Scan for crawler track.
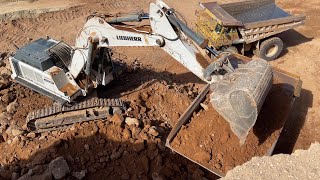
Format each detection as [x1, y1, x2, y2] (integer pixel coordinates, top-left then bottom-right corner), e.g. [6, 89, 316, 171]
[26, 98, 126, 132]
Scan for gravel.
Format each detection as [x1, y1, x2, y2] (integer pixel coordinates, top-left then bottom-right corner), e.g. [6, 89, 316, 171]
[223, 142, 320, 180]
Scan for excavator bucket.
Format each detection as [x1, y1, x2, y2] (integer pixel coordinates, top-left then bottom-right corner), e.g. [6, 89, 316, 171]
[210, 59, 273, 144]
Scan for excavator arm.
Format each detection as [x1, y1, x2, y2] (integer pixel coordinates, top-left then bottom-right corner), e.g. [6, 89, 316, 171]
[69, 1, 235, 84]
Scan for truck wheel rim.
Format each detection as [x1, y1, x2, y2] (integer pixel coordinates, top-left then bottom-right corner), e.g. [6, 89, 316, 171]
[266, 45, 279, 58]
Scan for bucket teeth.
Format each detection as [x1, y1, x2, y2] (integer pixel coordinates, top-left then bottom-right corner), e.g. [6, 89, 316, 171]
[210, 59, 273, 144]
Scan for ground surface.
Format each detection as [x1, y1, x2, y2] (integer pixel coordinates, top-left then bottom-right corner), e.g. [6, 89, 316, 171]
[0, 0, 319, 179]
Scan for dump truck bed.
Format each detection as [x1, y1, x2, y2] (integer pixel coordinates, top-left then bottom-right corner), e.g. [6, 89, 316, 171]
[201, 0, 305, 43]
[166, 54, 302, 177]
[220, 0, 289, 24]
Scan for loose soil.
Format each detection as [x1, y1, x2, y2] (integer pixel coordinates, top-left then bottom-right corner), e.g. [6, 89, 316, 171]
[171, 83, 292, 174]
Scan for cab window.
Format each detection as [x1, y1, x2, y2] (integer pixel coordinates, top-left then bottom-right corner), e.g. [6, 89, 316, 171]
[215, 24, 222, 34]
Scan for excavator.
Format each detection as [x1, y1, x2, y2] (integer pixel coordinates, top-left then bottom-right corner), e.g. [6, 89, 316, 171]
[9, 0, 295, 145]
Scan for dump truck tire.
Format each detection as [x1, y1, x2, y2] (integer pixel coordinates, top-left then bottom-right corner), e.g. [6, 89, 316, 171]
[257, 37, 284, 61]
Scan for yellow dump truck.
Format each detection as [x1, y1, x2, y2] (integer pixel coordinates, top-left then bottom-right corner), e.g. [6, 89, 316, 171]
[196, 0, 305, 60]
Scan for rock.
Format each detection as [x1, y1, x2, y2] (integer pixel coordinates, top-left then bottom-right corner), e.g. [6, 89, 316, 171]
[217, 153, 223, 162]
[130, 126, 141, 139]
[0, 67, 11, 90]
[21, 124, 28, 131]
[1, 90, 15, 105]
[122, 128, 131, 140]
[12, 136, 20, 144]
[110, 149, 123, 160]
[0, 60, 5, 67]
[32, 165, 45, 175]
[152, 172, 164, 180]
[71, 170, 86, 180]
[0, 169, 12, 179]
[214, 163, 222, 169]
[0, 112, 8, 123]
[12, 166, 21, 173]
[39, 136, 46, 141]
[84, 144, 90, 151]
[110, 114, 124, 126]
[143, 124, 151, 132]
[125, 117, 140, 126]
[200, 103, 209, 111]
[20, 168, 28, 176]
[6, 100, 18, 114]
[99, 157, 107, 163]
[32, 170, 53, 180]
[64, 142, 68, 149]
[0, 101, 6, 113]
[17, 173, 32, 180]
[27, 169, 34, 176]
[133, 140, 145, 153]
[0, 135, 4, 143]
[7, 139, 12, 144]
[26, 133, 36, 138]
[12, 172, 20, 180]
[99, 139, 105, 144]
[48, 157, 70, 179]
[139, 132, 149, 140]
[148, 126, 159, 137]
[11, 129, 22, 136]
[31, 153, 47, 167]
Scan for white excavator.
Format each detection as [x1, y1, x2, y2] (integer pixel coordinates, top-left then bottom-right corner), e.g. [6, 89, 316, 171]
[10, 0, 278, 143]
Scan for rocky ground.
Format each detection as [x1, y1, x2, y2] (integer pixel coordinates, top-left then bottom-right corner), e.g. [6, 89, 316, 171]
[0, 0, 319, 179]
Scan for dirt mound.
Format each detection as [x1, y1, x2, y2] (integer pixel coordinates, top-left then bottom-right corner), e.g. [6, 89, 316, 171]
[222, 142, 320, 180]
